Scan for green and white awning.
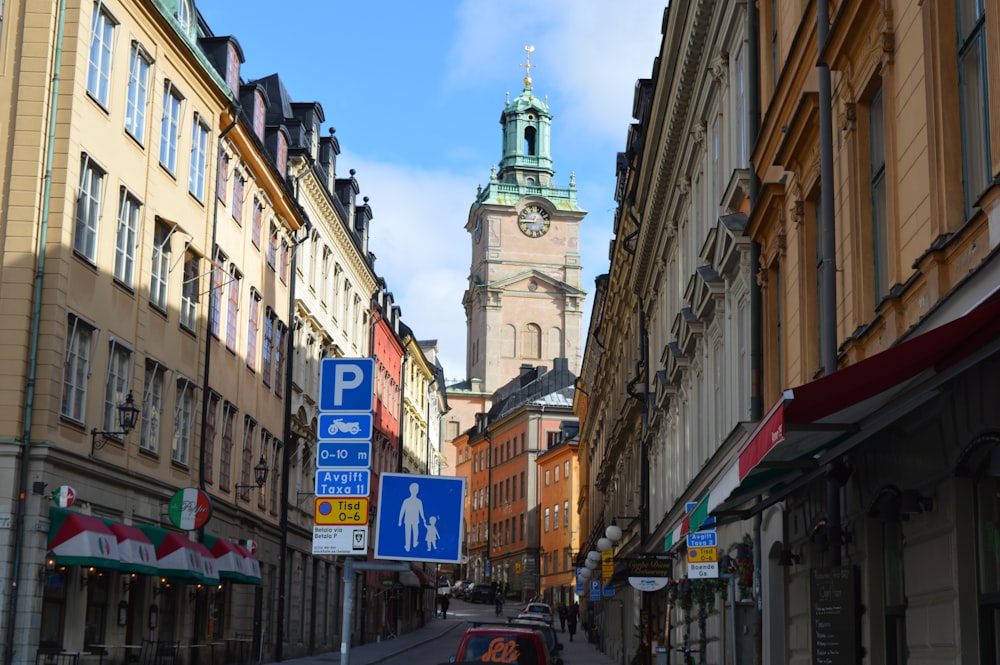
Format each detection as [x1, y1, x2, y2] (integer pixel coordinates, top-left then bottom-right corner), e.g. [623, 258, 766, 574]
[205, 535, 260, 585]
[107, 521, 158, 575]
[139, 525, 217, 584]
[47, 507, 120, 569]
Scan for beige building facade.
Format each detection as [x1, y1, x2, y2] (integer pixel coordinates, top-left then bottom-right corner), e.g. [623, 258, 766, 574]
[577, 1, 1000, 665]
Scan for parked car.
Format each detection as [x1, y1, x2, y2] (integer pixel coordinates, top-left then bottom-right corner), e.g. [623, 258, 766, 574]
[450, 624, 553, 665]
[452, 580, 469, 598]
[520, 602, 554, 625]
[469, 583, 497, 603]
[509, 619, 563, 665]
[438, 577, 452, 596]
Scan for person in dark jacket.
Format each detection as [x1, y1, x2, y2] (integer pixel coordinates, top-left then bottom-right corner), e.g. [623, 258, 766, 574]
[558, 603, 568, 632]
[440, 593, 450, 619]
[567, 602, 579, 640]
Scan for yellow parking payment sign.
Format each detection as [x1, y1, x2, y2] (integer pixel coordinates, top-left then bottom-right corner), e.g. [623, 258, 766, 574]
[687, 546, 717, 563]
[315, 497, 369, 525]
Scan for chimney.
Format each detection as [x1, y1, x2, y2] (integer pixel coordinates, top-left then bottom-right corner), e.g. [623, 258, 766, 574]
[553, 357, 568, 373]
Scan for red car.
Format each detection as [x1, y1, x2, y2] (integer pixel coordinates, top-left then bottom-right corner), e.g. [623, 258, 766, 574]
[452, 625, 553, 665]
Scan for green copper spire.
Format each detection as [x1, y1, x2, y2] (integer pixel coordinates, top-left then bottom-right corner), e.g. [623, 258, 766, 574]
[497, 45, 554, 186]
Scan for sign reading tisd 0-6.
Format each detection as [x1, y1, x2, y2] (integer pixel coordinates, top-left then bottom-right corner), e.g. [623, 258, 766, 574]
[315, 497, 369, 525]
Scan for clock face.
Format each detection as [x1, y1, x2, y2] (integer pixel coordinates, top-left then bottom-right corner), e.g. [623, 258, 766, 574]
[474, 217, 483, 243]
[517, 204, 551, 238]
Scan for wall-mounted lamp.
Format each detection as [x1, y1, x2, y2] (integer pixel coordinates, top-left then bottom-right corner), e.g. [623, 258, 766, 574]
[778, 547, 801, 567]
[90, 391, 141, 456]
[80, 567, 104, 589]
[39, 554, 57, 581]
[153, 577, 172, 596]
[235, 455, 269, 499]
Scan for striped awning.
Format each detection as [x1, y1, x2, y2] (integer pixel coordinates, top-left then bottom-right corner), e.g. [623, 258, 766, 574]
[139, 525, 214, 584]
[47, 507, 120, 569]
[205, 535, 259, 585]
[106, 522, 158, 575]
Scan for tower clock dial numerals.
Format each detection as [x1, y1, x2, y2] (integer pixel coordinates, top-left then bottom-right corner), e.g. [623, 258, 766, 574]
[517, 204, 551, 238]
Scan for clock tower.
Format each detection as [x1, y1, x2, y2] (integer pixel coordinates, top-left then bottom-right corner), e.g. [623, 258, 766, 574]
[462, 47, 586, 392]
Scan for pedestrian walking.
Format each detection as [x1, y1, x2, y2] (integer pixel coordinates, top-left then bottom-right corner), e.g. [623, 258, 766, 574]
[567, 602, 579, 641]
[558, 603, 568, 632]
[440, 593, 450, 619]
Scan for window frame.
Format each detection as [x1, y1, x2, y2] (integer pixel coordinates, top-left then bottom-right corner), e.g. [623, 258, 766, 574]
[188, 115, 211, 201]
[86, 3, 117, 108]
[114, 188, 141, 288]
[140, 360, 164, 454]
[102, 339, 133, 434]
[124, 42, 152, 143]
[61, 314, 95, 423]
[150, 221, 171, 311]
[180, 253, 199, 331]
[159, 83, 183, 174]
[74, 155, 106, 263]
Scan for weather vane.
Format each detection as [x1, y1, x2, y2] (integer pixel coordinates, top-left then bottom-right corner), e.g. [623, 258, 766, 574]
[521, 45, 535, 88]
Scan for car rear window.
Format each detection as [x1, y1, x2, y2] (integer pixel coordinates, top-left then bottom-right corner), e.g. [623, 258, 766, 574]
[462, 634, 542, 665]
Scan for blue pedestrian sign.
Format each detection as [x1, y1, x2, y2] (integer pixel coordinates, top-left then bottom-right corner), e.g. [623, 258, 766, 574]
[317, 442, 372, 469]
[374, 473, 466, 564]
[318, 413, 372, 441]
[319, 358, 374, 413]
[316, 469, 370, 497]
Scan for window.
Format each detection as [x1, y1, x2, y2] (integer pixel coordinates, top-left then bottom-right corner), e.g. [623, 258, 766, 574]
[87, 4, 115, 107]
[232, 170, 244, 223]
[189, 116, 210, 200]
[276, 133, 287, 177]
[219, 402, 237, 489]
[209, 251, 226, 338]
[216, 154, 228, 201]
[274, 322, 286, 396]
[522, 323, 541, 359]
[545, 469, 550, 486]
[564, 500, 569, 527]
[172, 378, 195, 464]
[512, 474, 517, 500]
[74, 156, 105, 262]
[553, 503, 559, 530]
[204, 393, 220, 484]
[181, 253, 199, 331]
[246, 290, 260, 371]
[114, 190, 140, 287]
[262, 308, 274, 386]
[226, 266, 241, 351]
[61, 315, 94, 422]
[269, 438, 281, 514]
[564, 460, 569, 479]
[225, 43, 240, 94]
[267, 222, 278, 269]
[125, 43, 151, 142]
[160, 84, 183, 173]
[869, 86, 889, 303]
[957, 0, 992, 217]
[253, 91, 265, 139]
[176, 0, 192, 30]
[554, 464, 560, 482]
[150, 221, 170, 310]
[733, 45, 748, 165]
[140, 360, 164, 453]
[239, 417, 257, 500]
[521, 471, 525, 498]
[544, 508, 550, 532]
[102, 340, 132, 433]
[280, 239, 289, 285]
[251, 198, 262, 248]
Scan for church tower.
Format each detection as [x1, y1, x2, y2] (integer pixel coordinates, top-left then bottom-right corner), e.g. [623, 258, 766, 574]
[463, 47, 586, 392]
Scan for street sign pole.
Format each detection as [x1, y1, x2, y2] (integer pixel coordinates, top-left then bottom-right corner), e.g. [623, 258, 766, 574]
[340, 558, 409, 665]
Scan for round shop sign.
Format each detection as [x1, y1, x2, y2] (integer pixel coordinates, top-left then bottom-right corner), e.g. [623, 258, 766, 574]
[168, 488, 213, 530]
[52, 485, 76, 507]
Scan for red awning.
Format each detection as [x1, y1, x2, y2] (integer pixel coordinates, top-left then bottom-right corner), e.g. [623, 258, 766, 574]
[401, 565, 434, 588]
[674, 291, 1000, 532]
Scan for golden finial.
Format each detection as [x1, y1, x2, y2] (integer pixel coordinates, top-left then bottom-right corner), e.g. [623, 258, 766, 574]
[521, 45, 535, 89]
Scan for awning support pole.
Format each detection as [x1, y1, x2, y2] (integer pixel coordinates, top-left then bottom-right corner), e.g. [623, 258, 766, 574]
[340, 558, 408, 665]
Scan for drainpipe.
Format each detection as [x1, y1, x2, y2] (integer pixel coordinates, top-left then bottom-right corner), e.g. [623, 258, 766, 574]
[5, 3, 67, 663]
[816, 0, 843, 568]
[746, 2, 765, 664]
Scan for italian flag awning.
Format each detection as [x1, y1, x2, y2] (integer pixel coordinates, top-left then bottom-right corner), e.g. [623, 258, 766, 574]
[205, 535, 260, 585]
[139, 525, 215, 584]
[47, 507, 120, 569]
[106, 521, 158, 575]
[234, 543, 262, 585]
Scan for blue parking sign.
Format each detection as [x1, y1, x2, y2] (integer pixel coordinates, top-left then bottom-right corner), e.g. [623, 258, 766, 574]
[374, 473, 466, 564]
[319, 358, 374, 413]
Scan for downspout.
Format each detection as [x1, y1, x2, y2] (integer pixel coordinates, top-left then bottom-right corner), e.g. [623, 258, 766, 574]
[816, 0, 843, 568]
[5, 3, 67, 663]
[746, 3, 765, 665]
[275, 165, 313, 662]
[198, 106, 241, 492]
[397, 352, 407, 473]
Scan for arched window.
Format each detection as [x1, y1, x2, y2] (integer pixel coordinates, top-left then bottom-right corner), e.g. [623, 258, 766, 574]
[253, 91, 265, 139]
[522, 323, 541, 359]
[523, 126, 537, 156]
[501, 324, 516, 357]
[548, 326, 563, 359]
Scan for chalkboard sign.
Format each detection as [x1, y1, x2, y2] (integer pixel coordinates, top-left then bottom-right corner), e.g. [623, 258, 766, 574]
[810, 566, 860, 665]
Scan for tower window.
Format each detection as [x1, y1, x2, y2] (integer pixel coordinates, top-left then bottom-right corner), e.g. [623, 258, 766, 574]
[524, 126, 537, 156]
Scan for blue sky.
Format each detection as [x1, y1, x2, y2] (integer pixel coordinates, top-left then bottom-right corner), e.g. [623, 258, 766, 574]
[197, 1, 664, 382]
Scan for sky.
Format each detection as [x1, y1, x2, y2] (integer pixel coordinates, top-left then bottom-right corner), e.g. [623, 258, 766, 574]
[197, 1, 665, 383]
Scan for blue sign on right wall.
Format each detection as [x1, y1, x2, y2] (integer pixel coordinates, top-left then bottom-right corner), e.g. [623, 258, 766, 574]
[374, 473, 466, 564]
